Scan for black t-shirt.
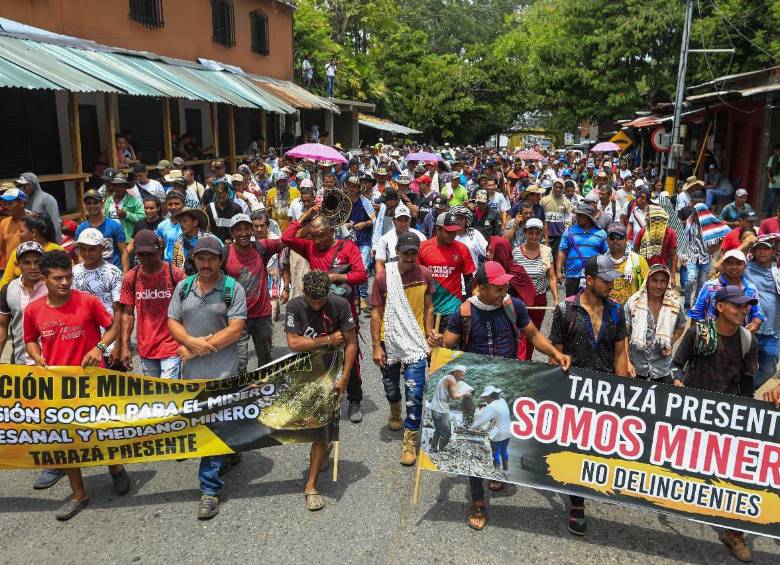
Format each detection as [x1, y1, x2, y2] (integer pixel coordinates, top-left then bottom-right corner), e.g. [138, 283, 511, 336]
[417, 192, 437, 226]
[207, 201, 243, 242]
[284, 294, 355, 339]
[474, 207, 503, 239]
[133, 217, 163, 237]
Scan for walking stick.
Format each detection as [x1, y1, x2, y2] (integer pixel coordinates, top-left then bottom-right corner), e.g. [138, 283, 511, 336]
[413, 449, 423, 505]
[332, 440, 340, 482]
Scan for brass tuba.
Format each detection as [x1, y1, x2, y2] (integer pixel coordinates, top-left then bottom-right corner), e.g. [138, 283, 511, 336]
[319, 188, 352, 227]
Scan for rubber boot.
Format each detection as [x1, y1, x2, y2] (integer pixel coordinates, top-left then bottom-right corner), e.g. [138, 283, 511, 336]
[388, 402, 402, 431]
[400, 430, 419, 466]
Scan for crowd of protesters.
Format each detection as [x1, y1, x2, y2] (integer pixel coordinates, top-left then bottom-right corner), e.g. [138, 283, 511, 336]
[4, 141, 780, 561]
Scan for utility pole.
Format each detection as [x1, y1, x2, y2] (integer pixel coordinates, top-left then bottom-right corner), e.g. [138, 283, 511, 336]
[666, 0, 694, 182]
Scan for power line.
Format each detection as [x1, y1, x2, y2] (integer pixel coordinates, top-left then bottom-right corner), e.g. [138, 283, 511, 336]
[704, 0, 776, 62]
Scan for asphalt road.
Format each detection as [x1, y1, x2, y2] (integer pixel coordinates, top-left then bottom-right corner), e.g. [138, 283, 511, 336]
[1, 308, 780, 565]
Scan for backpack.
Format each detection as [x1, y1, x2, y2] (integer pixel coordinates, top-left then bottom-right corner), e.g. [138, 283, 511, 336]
[179, 273, 236, 308]
[223, 241, 266, 264]
[692, 319, 752, 359]
[459, 297, 518, 351]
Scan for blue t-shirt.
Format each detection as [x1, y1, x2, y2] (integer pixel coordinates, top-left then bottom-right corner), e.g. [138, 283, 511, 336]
[156, 218, 182, 262]
[75, 219, 125, 268]
[349, 200, 372, 247]
[446, 297, 531, 359]
[559, 225, 608, 278]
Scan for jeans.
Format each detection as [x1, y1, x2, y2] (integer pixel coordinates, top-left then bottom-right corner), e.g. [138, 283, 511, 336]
[430, 410, 451, 451]
[237, 316, 273, 374]
[379, 349, 427, 431]
[198, 455, 226, 496]
[326, 75, 334, 97]
[490, 438, 510, 469]
[705, 185, 733, 208]
[756, 333, 779, 388]
[358, 245, 372, 300]
[565, 277, 582, 298]
[684, 260, 710, 309]
[140, 356, 182, 379]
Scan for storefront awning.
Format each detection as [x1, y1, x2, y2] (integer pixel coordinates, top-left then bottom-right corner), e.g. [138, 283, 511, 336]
[358, 114, 421, 135]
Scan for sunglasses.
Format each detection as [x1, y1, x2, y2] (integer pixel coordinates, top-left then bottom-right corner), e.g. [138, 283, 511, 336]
[607, 234, 625, 241]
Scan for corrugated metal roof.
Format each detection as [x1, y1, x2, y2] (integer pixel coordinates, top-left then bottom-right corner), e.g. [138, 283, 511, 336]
[0, 56, 60, 90]
[0, 35, 118, 92]
[207, 71, 295, 113]
[252, 76, 340, 113]
[358, 114, 421, 135]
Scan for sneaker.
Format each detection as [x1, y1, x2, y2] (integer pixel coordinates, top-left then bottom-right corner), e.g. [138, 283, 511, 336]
[34, 469, 64, 490]
[348, 401, 363, 423]
[55, 498, 88, 521]
[722, 530, 752, 563]
[110, 468, 131, 495]
[197, 495, 219, 520]
[567, 507, 587, 536]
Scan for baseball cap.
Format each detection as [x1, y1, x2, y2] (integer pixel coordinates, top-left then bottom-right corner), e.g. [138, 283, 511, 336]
[394, 204, 411, 218]
[110, 172, 131, 184]
[451, 364, 467, 374]
[752, 235, 775, 249]
[100, 167, 117, 182]
[480, 386, 503, 397]
[396, 173, 411, 185]
[647, 263, 671, 278]
[475, 189, 489, 203]
[396, 231, 421, 253]
[229, 213, 252, 229]
[584, 254, 621, 282]
[132, 163, 147, 174]
[231, 173, 244, 183]
[15, 241, 44, 258]
[76, 228, 104, 247]
[525, 218, 543, 230]
[417, 175, 432, 184]
[382, 188, 399, 202]
[156, 159, 172, 170]
[172, 156, 185, 167]
[14, 175, 29, 185]
[432, 194, 448, 208]
[735, 188, 749, 198]
[212, 159, 225, 168]
[740, 210, 758, 221]
[300, 178, 313, 189]
[0, 188, 27, 202]
[166, 190, 185, 201]
[476, 261, 514, 286]
[346, 175, 361, 186]
[436, 212, 461, 232]
[715, 285, 758, 305]
[607, 222, 627, 236]
[192, 236, 222, 256]
[83, 188, 104, 201]
[133, 230, 160, 254]
[723, 249, 747, 263]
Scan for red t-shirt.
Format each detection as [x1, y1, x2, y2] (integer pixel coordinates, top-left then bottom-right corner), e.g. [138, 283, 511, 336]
[417, 239, 476, 315]
[759, 217, 780, 236]
[720, 227, 743, 253]
[24, 290, 113, 366]
[224, 240, 283, 318]
[119, 264, 186, 359]
[633, 227, 678, 267]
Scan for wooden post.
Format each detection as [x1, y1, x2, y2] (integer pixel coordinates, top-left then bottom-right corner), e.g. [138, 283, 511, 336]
[210, 103, 220, 158]
[162, 98, 173, 161]
[260, 110, 267, 153]
[69, 92, 85, 218]
[105, 93, 118, 170]
[757, 93, 774, 213]
[413, 452, 423, 505]
[227, 105, 237, 172]
[332, 440, 339, 482]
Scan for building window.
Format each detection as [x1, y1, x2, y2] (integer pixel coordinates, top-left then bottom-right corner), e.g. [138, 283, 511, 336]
[211, 0, 235, 48]
[250, 10, 269, 55]
[128, 0, 165, 29]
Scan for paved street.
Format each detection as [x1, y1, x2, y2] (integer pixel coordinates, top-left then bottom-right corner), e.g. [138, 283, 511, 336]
[1, 315, 780, 565]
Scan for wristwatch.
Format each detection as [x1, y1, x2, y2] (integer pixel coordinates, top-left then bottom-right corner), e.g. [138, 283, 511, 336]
[96, 343, 109, 354]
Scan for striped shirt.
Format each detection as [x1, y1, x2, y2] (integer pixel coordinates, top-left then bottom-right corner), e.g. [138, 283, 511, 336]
[512, 246, 548, 294]
[558, 225, 609, 278]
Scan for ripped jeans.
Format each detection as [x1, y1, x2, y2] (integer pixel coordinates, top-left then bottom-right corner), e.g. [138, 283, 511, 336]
[379, 343, 427, 432]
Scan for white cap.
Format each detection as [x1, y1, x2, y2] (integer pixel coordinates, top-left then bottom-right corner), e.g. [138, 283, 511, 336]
[300, 178, 314, 189]
[76, 228, 104, 247]
[635, 179, 646, 188]
[525, 218, 543, 230]
[723, 249, 747, 263]
[480, 385, 503, 397]
[229, 213, 252, 228]
[231, 173, 244, 182]
[735, 188, 749, 197]
[394, 203, 411, 218]
[451, 364, 467, 374]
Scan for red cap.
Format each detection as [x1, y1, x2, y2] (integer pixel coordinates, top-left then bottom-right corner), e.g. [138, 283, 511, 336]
[478, 261, 514, 286]
[416, 174, 432, 184]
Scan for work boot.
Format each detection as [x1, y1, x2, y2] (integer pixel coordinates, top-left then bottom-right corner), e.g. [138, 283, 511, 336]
[400, 430, 419, 466]
[388, 402, 402, 431]
[197, 495, 219, 520]
[348, 401, 363, 423]
[722, 530, 752, 563]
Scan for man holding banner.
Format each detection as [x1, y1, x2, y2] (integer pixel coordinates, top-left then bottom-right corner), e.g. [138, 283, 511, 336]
[285, 270, 357, 511]
[442, 260, 570, 530]
[549, 254, 629, 536]
[167, 237, 247, 520]
[23, 250, 131, 521]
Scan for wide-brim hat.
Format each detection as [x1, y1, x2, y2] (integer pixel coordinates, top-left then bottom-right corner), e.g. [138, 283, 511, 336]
[681, 176, 704, 192]
[174, 207, 209, 230]
[574, 202, 598, 223]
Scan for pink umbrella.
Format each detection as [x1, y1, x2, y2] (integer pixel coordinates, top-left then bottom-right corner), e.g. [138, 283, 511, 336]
[405, 151, 444, 162]
[517, 149, 543, 161]
[285, 143, 347, 163]
[591, 142, 621, 153]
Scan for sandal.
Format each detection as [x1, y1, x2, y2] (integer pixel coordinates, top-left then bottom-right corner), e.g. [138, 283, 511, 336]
[466, 502, 487, 530]
[488, 480, 504, 492]
[304, 492, 325, 511]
